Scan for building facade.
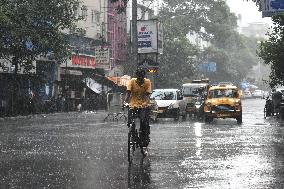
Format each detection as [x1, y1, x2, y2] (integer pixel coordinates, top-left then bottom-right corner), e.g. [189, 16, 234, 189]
[126, 2, 155, 35]
[0, 0, 128, 115]
[107, 0, 128, 76]
[57, 0, 128, 111]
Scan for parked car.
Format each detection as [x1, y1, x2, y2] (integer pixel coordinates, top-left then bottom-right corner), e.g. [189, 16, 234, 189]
[270, 87, 284, 117]
[150, 89, 186, 121]
[204, 84, 242, 124]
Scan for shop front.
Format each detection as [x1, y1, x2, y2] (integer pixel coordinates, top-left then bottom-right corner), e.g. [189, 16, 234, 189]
[59, 52, 121, 111]
[0, 58, 36, 116]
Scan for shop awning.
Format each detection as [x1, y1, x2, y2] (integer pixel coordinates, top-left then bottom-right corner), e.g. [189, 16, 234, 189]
[83, 76, 126, 94]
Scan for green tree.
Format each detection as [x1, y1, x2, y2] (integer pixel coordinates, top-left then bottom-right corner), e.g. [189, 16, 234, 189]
[258, 16, 284, 88]
[0, 0, 82, 73]
[155, 37, 198, 88]
[246, 0, 284, 87]
[154, 0, 260, 87]
[121, 0, 261, 88]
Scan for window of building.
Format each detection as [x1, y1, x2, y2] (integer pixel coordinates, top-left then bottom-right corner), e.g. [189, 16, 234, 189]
[91, 10, 100, 23]
[81, 6, 88, 20]
[95, 12, 100, 23]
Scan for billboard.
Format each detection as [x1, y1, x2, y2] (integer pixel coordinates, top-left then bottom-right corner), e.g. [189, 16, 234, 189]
[95, 48, 110, 69]
[0, 58, 36, 74]
[198, 62, 217, 73]
[62, 47, 110, 70]
[262, 0, 284, 17]
[137, 19, 163, 54]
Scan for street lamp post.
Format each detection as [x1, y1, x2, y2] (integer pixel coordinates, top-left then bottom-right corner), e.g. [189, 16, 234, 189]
[132, 0, 138, 66]
[257, 41, 262, 83]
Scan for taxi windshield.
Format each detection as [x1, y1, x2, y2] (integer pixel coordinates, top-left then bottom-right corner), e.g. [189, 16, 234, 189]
[208, 89, 238, 98]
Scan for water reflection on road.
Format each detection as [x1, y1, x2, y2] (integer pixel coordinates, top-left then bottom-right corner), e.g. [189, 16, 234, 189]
[128, 158, 153, 189]
[148, 99, 284, 189]
[0, 99, 283, 188]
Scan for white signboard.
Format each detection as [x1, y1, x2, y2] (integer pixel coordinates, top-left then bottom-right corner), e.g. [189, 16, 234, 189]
[95, 48, 110, 70]
[262, 0, 284, 17]
[137, 19, 163, 54]
[0, 58, 36, 74]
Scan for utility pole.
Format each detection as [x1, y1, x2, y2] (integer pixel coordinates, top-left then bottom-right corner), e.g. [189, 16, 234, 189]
[132, 0, 138, 66]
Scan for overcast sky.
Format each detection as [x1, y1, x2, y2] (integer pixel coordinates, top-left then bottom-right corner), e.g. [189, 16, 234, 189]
[226, 0, 273, 27]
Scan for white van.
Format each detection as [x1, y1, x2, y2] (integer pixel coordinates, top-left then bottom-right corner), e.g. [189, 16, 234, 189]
[150, 89, 186, 121]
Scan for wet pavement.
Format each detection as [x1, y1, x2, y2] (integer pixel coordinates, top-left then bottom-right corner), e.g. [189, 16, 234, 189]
[0, 99, 284, 189]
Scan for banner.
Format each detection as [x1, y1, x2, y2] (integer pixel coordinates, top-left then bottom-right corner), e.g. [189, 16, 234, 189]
[198, 62, 217, 72]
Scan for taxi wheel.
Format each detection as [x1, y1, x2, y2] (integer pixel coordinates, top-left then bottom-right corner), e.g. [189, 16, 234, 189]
[204, 116, 213, 123]
[236, 113, 242, 124]
[279, 106, 284, 120]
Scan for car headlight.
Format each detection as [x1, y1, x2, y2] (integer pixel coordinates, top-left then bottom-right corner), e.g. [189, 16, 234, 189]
[195, 101, 201, 108]
[195, 101, 201, 105]
[235, 101, 241, 106]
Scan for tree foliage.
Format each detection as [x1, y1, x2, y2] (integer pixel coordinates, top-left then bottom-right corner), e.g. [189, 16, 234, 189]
[153, 0, 260, 88]
[258, 15, 284, 88]
[245, 0, 284, 87]
[155, 37, 198, 88]
[0, 0, 82, 73]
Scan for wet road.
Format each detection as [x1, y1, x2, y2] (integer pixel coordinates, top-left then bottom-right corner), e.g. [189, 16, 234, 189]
[0, 99, 284, 189]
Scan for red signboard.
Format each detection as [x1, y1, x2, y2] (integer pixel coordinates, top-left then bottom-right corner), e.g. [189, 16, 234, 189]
[71, 55, 96, 68]
[61, 51, 110, 70]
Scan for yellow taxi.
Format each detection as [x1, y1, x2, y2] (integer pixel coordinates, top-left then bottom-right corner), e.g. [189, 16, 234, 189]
[204, 84, 242, 124]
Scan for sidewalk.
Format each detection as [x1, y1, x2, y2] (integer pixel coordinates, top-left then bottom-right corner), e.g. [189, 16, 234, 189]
[0, 110, 109, 123]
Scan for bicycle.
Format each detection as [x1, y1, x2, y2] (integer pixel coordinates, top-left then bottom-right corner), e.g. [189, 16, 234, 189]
[114, 112, 128, 122]
[103, 112, 127, 122]
[126, 107, 150, 164]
